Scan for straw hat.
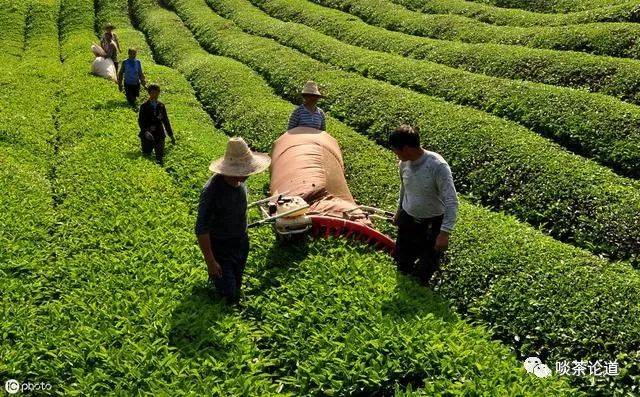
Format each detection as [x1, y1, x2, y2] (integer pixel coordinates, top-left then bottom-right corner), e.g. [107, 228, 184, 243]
[301, 81, 324, 97]
[209, 137, 271, 177]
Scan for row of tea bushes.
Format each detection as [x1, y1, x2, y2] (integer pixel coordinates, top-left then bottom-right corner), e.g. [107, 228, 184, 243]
[304, 0, 640, 59]
[1, 0, 283, 393]
[159, 0, 640, 264]
[89, 0, 580, 394]
[0, 0, 28, 61]
[210, 0, 640, 177]
[471, 0, 634, 13]
[132, 0, 640, 393]
[393, 0, 640, 26]
[255, 0, 640, 105]
[0, 1, 60, 379]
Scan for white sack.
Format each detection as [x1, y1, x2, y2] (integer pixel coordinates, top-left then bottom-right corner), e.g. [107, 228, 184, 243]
[91, 57, 117, 83]
[91, 44, 107, 57]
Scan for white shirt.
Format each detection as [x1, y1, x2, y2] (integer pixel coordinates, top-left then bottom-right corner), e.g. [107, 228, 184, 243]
[398, 150, 458, 232]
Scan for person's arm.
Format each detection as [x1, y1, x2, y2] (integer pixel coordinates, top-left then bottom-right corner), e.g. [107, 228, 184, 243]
[114, 33, 121, 53]
[393, 162, 405, 225]
[117, 63, 124, 90]
[138, 62, 146, 87]
[287, 107, 300, 130]
[195, 181, 222, 278]
[434, 162, 458, 251]
[197, 234, 221, 278]
[161, 105, 175, 143]
[138, 104, 146, 132]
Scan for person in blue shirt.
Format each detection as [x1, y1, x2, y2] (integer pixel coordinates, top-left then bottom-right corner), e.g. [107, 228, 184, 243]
[287, 81, 326, 131]
[118, 48, 146, 106]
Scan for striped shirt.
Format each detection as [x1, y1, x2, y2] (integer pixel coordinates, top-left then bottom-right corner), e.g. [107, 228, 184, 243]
[287, 104, 326, 131]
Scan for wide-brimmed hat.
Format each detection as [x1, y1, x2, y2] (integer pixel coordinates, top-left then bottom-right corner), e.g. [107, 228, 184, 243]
[301, 81, 324, 97]
[209, 137, 271, 177]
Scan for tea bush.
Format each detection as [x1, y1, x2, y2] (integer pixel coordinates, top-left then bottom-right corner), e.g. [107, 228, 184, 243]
[393, 0, 640, 26]
[131, 0, 640, 393]
[0, 0, 281, 394]
[210, 0, 640, 178]
[472, 0, 634, 13]
[256, 0, 640, 105]
[3, 0, 578, 394]
[0, 0, 60, 365]
[157, 0, 640, 264]
[303, 0, 640, 59]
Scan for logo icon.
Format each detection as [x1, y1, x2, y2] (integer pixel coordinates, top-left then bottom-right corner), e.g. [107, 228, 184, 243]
[524, 357, 552, 378]
[5, 379, 20, 394]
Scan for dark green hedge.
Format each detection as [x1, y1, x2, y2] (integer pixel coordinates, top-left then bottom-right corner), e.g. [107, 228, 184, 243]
[393, 0, 640, 26]
[473, 0, 633, 13]
[133, 0, 640, 394]
[256, 0, 640, 105]
[211, 0, 640, 178]
[304, 0, 640, 59]
[0, 0, 59, 368]
[165, 0, 640, 264]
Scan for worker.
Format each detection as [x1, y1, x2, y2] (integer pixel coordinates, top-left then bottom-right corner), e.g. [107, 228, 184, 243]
[100, 23, 121, 72]
[118, 48, 146, 106]
[195, 137, 271, 304]
[389, 124, 458, 286]
[287, 81, 326, 131]
[137, 84, 175, 165]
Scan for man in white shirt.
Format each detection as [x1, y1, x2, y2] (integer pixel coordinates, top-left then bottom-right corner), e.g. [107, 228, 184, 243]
[389, 125, 458, 286]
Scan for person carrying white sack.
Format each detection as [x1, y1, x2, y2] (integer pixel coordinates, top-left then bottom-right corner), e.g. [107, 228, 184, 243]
[90, 44, 117, 83]
[100, 23, 121, 72]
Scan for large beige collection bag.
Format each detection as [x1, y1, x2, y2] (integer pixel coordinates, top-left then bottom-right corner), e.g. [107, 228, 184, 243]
[90, 44, 117, 82]
[270, 127, 368, 223]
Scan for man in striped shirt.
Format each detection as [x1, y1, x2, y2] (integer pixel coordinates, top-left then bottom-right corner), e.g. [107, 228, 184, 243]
[288, 81, 326, 131]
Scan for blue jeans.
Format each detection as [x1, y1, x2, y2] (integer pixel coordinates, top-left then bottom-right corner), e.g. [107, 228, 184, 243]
[211, 235, 249, 301]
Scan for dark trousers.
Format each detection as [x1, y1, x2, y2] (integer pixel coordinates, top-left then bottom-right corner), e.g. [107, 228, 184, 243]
[212, 236, 250, 302]
[395, 209, 443, 285]
[124, 83, 140, 105]
[140, 135, 165, 164]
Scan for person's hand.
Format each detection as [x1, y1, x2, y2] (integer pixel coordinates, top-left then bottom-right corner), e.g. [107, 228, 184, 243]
[392, 211, 400, 226]
[207, 259, 222, 278]
[434, 231, 450, 252]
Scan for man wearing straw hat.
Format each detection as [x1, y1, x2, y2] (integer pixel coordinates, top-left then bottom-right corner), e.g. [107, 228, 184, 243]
[100, 23, 121, 72]
[195, 137, 271, 303]
[287, 81, 326, 131]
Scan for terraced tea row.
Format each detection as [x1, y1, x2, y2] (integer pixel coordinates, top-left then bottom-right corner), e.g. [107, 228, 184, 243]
[211, 0, 640, 178]
[392, 0, 640, 26]
[2, 0, 278, 393]
[256, 0, 640, 105]
[126, 1, 579, 394]
[158, 0, 640, 265]
[304, 0, 640, 58]
[4, 0, 575, 394]
[470, 0, 634, 13]
[132, 0, 640, 394]
[0, 0, 60, 372]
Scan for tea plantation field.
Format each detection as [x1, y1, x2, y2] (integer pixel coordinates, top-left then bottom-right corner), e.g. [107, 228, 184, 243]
[1, 0, 639, 395]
